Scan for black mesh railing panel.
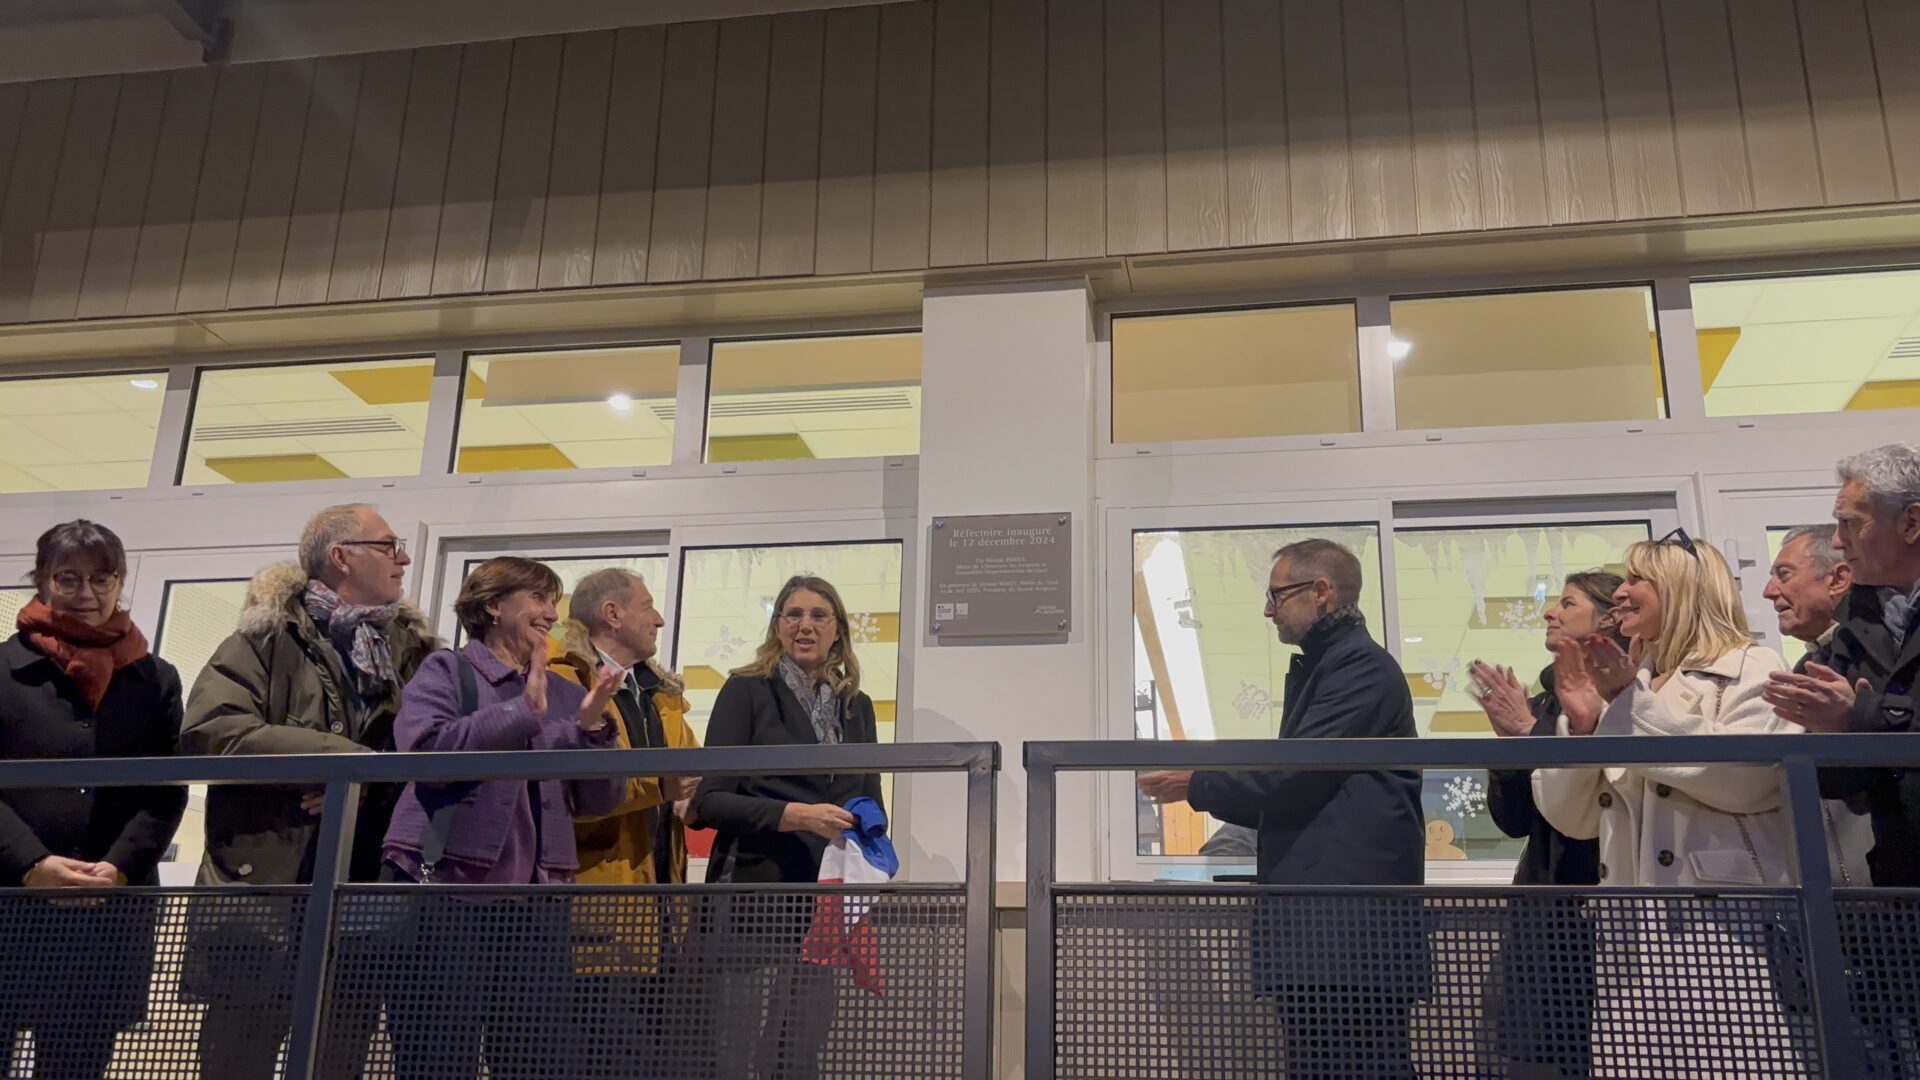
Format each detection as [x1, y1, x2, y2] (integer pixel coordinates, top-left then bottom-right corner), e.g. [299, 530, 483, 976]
[1836, 890, 1920, 1073]
[1054, 889, 1823, 1079]
[319, 886, 967, 1080]
[0, 888, 306, 1079]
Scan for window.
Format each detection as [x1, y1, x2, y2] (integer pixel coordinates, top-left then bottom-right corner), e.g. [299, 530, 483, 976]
[456, 346, 679, 474]
[1111, 305, 1361, 443]
[0, 371, 165, 493]
[674, 541, 904, 746]
[1692, 269, 1920, 417]
[1130, 525, 1385, 856]
[705, 333, 921, 462]
[155, 580, 251, 694]
[1389, 286, 1663, 430]
[0, 587, 32, 628]
[1392, 523, 1647, 861]
[181, 357, 433, 485]
[451, 554, 669, 647]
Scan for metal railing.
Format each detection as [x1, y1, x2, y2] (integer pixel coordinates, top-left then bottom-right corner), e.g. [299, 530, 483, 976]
[1023, 734, 1920, 1080]
[0, 741, 999, 1080]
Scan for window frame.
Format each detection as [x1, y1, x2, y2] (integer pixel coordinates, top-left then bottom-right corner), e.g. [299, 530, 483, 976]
[702, 327, 926, 466]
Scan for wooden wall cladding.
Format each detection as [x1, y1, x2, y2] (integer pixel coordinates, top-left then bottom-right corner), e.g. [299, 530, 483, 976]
[0, 0, 1913, 325]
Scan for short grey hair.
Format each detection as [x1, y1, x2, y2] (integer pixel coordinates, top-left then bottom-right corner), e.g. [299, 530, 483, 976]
[569, 567, 645, 634]
[1273, 538, 1364, 606]
[1780, 524, 1845, 577]
[298, 503, 372, 579]
[1838, 443, 1920, 519]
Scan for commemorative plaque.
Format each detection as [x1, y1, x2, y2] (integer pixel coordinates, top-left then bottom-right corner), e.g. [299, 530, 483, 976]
[928, 513, 1072, 637]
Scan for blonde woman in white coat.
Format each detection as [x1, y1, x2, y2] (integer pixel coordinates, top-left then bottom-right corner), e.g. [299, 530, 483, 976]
[1533, 532, 1809, 1077]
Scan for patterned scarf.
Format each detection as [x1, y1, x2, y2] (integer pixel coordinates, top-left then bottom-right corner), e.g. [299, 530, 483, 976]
[303, 580, 399, 697]
[778, 654, 842, 745]
[17, 599, 149, 710]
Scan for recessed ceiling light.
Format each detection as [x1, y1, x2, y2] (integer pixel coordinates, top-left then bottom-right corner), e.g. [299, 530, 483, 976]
[606, 393, 633, 411]
[130, 378, 160, 390]
[1387, 339, 1412, 360]
[1402, 635, 1424, 644]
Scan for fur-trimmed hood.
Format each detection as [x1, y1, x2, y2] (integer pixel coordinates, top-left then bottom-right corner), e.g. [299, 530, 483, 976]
[236, 561, 434, 643]
[557, 618, 685, 697]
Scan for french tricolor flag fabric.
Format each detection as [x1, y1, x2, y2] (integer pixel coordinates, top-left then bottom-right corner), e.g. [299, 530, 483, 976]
[802, 796, 898, 995]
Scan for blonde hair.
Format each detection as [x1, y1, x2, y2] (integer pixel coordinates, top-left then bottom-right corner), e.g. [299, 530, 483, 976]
[1621, 537, 1751, 675]
[730, 575, 862, 698]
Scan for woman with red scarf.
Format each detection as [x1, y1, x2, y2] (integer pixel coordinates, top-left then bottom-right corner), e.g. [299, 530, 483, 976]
[0, 520, 186, 1079]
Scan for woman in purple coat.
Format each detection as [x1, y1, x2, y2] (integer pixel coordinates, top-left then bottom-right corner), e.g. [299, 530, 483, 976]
[374, 557, 626, 1080]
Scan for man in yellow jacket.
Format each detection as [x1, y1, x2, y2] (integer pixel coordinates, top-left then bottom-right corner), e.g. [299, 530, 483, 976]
[549, 567, 701, 1079]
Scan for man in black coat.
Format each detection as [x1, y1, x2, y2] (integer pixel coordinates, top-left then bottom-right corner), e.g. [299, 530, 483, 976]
[1765, 445, 1920, 884]
[1139, 538, 1424, 1080]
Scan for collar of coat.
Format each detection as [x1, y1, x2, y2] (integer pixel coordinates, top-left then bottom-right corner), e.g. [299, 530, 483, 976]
[1299, 606, 1366, 656]
[1665, 643, 1751, 681]
[236, 561, 433, 645]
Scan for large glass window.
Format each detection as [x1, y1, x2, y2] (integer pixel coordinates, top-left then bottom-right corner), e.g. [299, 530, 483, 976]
[457, 346, 679, 474]
[705, 333, 921, 462]
[1389, 286, 1663, 430]
[1111, 304, 1361, 443]
[0, 371, 165, 493]
[674, 541, 903, 745]
[181, 357, 433, 485]
[1130, 525, 1384, 856]
[1692, 269, 1920, 417]
[1392, 523, 1647, 861]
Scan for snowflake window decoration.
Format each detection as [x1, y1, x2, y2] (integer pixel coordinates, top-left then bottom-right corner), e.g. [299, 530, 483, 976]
[1443, 773, 1487, 818]
[1232, 681, 1272, 721]
[847, 611, 881, 645]
[705, 628, 746, 662]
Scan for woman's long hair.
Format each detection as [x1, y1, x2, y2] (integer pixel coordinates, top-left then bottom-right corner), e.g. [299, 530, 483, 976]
[730, 574, 863, 698]
[1621, 538, 1751, 675]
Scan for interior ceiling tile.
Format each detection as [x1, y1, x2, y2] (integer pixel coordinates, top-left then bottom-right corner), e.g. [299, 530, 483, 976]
[1746, 273, 1920, 324]
[1706, 381, 1860, 416]
[1711, 319, 1904, 387]
[1689, 282, 1767, 330]
[205, 452, 349, 483]
[328, 363, 442, 406]
[1847, 380, 1920, 411]
[456, 443, 577, 473]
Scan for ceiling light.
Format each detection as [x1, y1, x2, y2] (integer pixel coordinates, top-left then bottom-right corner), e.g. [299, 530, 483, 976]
[1403, 636, 1423, 644]
[1387, 339, 1412, 360]
[606, 393, 633, 411]
[130, 378, 160, 390]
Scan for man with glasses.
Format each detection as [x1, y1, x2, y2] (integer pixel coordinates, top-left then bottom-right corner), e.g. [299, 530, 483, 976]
[179, 503, 439, 1077]
[1138, 538, 1424, 1080]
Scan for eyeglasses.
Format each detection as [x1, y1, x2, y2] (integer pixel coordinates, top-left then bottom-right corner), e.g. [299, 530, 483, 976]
[1656, 527, 1700, 559]
[1264, 581, 1314, 606]
[338, 538, 407, 558]
[780, 607, 837, 627]
[48, 572, 119, 596]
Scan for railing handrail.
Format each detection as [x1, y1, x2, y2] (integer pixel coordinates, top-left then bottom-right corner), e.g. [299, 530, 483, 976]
[1026, 732, 1919, 771]
[0, 741, 1000, 788]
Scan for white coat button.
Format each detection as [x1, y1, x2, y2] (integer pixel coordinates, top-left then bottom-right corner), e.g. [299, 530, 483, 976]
[237, 863, 253, 877]
[330, 722, 344, 734]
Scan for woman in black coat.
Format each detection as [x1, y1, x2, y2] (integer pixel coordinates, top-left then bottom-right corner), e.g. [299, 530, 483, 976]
[693, 574, 884, 1080]
[1471, 569, 1623, 1078]
[0, 521, 186, 1080]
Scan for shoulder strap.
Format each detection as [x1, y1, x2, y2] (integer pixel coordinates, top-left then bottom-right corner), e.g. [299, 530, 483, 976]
[419, 650, 476, 875]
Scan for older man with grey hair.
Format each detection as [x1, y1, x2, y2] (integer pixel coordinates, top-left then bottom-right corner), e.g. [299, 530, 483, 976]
[1764, 523, 1854, 660]
[1765, 443, 1920, 886]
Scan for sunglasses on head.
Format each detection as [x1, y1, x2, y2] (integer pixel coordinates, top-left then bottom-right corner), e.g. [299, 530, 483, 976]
[1656, 527, 1700, 559]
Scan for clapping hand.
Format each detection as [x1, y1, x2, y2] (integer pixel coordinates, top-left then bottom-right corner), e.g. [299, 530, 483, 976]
[1763, 664, 1868, 733]
[1467, 661, 1533, 738]
[576, 664, 625, 733]
[1551, 638, 1605, 735]
[1578, 635, 1636, 703]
